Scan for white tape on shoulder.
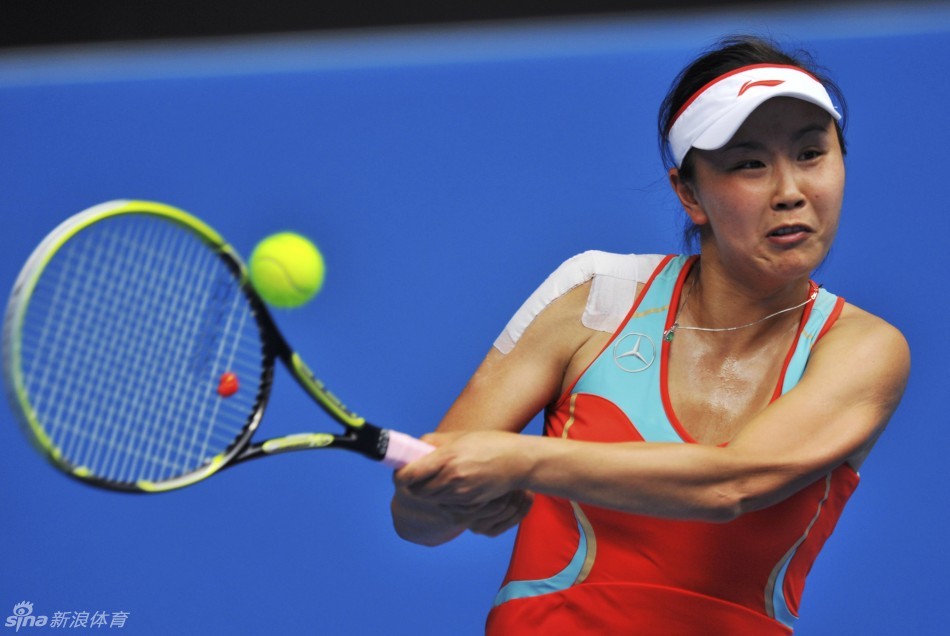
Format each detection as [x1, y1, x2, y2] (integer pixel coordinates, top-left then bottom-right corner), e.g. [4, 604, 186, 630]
[493, 251, 664, 354]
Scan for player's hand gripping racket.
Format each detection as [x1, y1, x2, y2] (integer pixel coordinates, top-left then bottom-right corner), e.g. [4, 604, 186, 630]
[2, 200, 433, 492]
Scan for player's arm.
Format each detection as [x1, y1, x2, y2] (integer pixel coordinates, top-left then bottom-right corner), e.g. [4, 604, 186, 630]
[391, 282, 595, 545]
[400, 305, 909, 521]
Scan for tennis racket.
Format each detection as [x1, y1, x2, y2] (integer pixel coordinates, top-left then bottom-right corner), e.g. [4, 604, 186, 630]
[2, 200, 433, 493]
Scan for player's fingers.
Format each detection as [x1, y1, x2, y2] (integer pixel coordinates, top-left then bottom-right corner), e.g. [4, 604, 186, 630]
[397, 446, 506, 505]
[442, 499, 504, 522]
[401, 463, 469, 501]
[457, 491, 533, 528]
[468, 492, 534, 536]
[392, 448, 447, 490]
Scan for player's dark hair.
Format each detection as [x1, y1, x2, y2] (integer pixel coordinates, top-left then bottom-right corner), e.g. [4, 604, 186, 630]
[658, 35, 848, 251]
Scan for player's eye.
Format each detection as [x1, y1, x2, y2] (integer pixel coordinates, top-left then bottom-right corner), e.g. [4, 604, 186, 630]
[732, 159, 766, 171]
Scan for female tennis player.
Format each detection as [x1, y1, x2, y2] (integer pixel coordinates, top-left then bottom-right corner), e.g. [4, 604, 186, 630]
[391, 35, 910, 634]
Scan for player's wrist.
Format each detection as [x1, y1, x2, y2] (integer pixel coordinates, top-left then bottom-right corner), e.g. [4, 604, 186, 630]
[515, 435, 590, 498]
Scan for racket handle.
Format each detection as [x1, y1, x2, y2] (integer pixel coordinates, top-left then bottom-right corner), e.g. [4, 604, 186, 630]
[382, 430, 435, 468]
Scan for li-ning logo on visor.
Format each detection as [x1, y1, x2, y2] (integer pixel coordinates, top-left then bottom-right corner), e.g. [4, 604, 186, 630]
[738, 79, 785, 96]
[613, 333, 657, 373]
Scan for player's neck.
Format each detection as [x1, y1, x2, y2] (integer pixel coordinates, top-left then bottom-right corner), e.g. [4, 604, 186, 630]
[676, 258, 813, 347]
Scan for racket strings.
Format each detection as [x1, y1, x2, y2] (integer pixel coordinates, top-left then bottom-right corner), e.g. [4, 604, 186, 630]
[64, 220, 186, 479]
[122, 225, 232, 482]
[19, 215, 264, 484]
[30, 221, 179, 476]
[25, 219, 191, 479]
[188, 281, 255, 468]
[101, 224, 233, 482]
[36, 220, 251, 480]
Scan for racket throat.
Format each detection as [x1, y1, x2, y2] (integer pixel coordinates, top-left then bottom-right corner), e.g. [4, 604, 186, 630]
[338, 422, 393, 461]
[238, 423, 391, 464]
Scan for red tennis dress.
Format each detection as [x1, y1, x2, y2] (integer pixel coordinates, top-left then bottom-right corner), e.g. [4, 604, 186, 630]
[486, 255, 858, 635]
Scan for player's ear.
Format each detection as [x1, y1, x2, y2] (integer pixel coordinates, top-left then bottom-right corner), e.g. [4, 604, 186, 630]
[669, 168, 708, 227]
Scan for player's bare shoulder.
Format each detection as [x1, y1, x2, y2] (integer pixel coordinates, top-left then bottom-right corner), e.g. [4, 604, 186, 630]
[836, 303, 909, 359]
[815, 302, 910, 401]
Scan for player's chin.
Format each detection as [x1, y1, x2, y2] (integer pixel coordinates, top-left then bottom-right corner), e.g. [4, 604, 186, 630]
[764, 236, 831, 275]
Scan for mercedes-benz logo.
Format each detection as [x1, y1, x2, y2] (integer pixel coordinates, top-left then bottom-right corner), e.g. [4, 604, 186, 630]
[613, 332, 657, 373]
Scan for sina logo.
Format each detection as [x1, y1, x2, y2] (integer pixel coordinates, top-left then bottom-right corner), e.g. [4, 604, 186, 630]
[4, 602, 47, 632]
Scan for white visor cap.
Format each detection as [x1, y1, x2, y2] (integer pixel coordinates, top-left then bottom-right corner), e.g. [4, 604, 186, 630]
[667, 64, 841, 168]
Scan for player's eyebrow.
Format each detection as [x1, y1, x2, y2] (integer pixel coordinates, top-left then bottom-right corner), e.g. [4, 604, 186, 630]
[719, 121, 831, 153]
[791, 122, 831, 141]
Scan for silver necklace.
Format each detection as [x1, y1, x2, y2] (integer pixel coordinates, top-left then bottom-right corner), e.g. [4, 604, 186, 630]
[663, 274, 818, 343]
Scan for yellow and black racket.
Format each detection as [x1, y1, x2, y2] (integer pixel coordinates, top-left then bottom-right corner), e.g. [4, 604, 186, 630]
[2, 200, 432, 493]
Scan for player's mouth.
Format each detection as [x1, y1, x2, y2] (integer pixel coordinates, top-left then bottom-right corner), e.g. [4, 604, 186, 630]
[767, 224, 812, 245]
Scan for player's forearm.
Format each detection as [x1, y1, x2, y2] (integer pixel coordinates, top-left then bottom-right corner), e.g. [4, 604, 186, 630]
[518, 437, 777, 522]
[399, 431, 809, 523]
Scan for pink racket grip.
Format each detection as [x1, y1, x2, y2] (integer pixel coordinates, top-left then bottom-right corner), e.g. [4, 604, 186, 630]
[382, 430, 435, 468]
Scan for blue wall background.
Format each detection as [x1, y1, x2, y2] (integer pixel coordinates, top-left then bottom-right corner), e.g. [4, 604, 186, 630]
[1, 3, 947, 634]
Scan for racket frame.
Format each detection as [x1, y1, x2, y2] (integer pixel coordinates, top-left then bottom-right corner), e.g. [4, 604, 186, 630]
[3, 200, 409, 494]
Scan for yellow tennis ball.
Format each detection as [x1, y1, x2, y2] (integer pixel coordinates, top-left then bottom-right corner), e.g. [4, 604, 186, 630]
[249, 232, 325, 308]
